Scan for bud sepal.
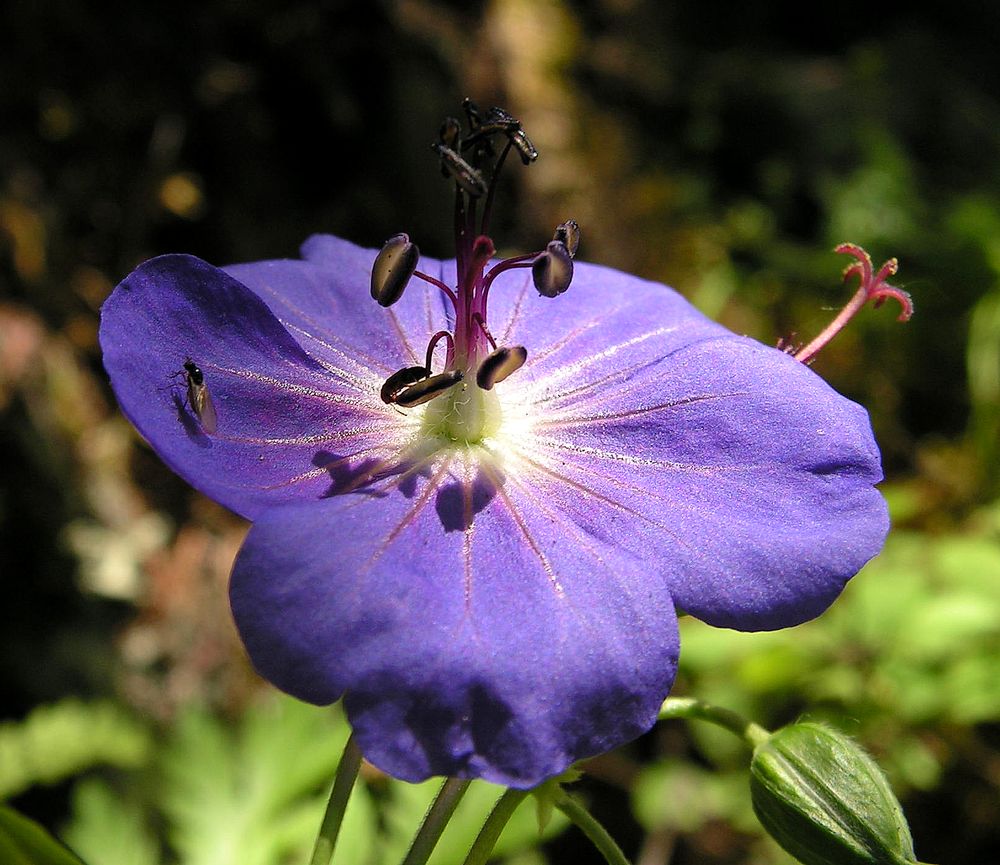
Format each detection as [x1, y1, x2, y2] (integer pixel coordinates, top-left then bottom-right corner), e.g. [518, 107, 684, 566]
[750, 722, 923, 865]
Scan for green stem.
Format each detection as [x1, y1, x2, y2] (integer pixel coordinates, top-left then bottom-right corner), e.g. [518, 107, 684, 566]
[658, 697, 770, 748]
[461, 789, 530, 865]
[309, 733, 363, 865]
[554, 791, 632, 865]
[400, 778, 472, 865]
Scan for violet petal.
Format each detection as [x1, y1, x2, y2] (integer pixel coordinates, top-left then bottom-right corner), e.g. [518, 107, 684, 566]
[484, 260, 887, 628]
[230, 455, 680, 788]
[100, 254, 405, 519]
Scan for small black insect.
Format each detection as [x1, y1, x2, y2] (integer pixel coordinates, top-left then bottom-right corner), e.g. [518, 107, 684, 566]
[182, 358, 217, 433]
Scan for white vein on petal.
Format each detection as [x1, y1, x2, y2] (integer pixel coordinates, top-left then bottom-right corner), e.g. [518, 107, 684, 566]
[501, 463, 672, 651]
[212, 363, 383, 408]
[283, 321, 397, 380]
[244, 272, 400, 374]
[520, 325, 684, 403]
[504, 444, 697, 555]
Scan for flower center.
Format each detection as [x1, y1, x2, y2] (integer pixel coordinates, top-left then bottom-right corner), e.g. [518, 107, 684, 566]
[421, 380, 503, 444]
[369, 100, 580, 442]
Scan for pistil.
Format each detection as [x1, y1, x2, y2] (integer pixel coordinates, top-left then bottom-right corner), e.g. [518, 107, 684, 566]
[370, 101, 579, 445]
[789, 244, 912, 365]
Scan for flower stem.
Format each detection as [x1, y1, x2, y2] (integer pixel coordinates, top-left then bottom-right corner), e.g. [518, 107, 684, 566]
[400, 778, 472, 865]
[461, 789, 530, 865]
[309, 733, 363, 865]
[554, 790, 633, 865]
[658, 697, 770, 748]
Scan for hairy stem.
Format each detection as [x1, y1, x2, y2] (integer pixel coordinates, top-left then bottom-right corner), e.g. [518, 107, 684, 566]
[555, 790, 633, 865]
[309, 734, 363, 865]
[658, 697, 770, 748]
[461, 789, 530, 865]
[400, 778, 472, 865]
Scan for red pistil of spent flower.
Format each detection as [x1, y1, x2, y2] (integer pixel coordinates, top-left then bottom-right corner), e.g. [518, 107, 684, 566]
[791, 244, 913, 365]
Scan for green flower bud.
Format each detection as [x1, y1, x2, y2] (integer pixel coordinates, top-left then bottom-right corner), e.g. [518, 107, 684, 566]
[750, 722, 920, 865]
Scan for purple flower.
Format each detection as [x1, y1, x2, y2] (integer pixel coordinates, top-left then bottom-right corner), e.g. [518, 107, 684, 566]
[99, 109, 889, 789]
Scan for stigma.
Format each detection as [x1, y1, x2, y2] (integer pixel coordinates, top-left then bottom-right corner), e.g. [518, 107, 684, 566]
[368, 101, 580, 445]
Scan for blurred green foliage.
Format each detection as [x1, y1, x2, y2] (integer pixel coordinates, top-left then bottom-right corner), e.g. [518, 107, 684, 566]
[0, 701, 150, 800]
[2, 0, 998, 864]
[0, 804, 86, 865]
[637, 503, 1000, 863]
[36, 696, 562, 865]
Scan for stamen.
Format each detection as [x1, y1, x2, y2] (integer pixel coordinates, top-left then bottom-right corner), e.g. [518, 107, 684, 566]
[395, 370, 464, 407]
[413, 270, 459, 307]
[425, 330, 455, 372]
[509, 127, 538, 165]
[381, 365, 430, 404]
[553, 220, 581, 258]
[461, 106, 538, 166]
[486, 107, 537, 164]
[371, 234, 420, 307]
[532, 240, 574, 297]
[476, 345, 527, 390]
[471, 313, 497, 350]
[432, 143, 488, 198]
[439, 116, 461, 150]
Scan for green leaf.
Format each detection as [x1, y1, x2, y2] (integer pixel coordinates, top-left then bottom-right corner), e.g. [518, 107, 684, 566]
[0, 700, 150, 800]
[0, 804, 88, 865]
[157, 694, 375, 865]
[61, 779, 160, 865]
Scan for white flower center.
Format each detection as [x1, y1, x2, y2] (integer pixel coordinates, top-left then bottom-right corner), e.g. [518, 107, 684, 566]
[421, 379, 502, 445]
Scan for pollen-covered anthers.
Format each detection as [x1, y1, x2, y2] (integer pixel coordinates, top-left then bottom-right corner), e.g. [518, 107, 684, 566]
[431, 141, 488, 198]
[394, 370, 464, 407]
[380, 365, 430, 404]
[371, 234, 420, 306]
[553, 219, 580, 258]
[476, 345, 527, 390]
[461, 101, 538, 165]
[531, 220, 580, 298]
[791, 244, 913, 365]
[432, 101, 539, 243]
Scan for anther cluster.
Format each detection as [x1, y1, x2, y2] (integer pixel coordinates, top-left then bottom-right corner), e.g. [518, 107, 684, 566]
[369, 101, 580, 419]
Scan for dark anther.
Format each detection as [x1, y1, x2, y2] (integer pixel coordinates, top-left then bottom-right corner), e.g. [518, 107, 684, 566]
[553, 220, 580, 258]
[476, 345, 527, 390]
[395, 369, 465, 407]
[532, 240, 574, 297]
[463, 97, 484, 128]
[475, 107, 520, 135]
[371, 233, 420, 307]
[461, 105, 538, 166]
[380, 365, 430, 404]
[508, 126, 538, 164]
[431, 143, 488, 197]
[487, 107, 538, 164]
[439, 116, 461, 150]
[458, 100, 498, 166]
